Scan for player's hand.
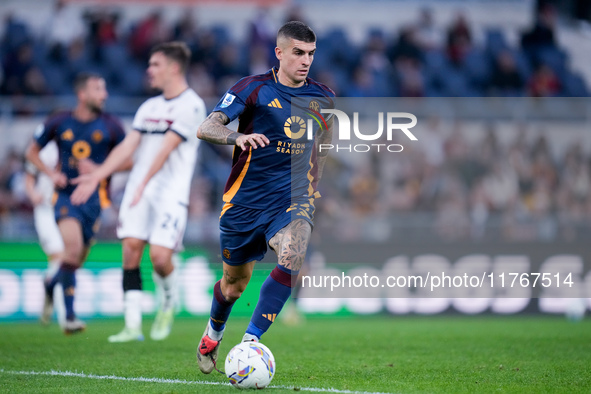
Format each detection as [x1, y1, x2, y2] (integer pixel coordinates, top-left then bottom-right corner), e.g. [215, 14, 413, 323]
[29, 191, 44, 206]
[77, 159, 98, 175]
[70, 173, 100, 206]
[130, 183, 145, 207]
[49, 171, 68, 189]
[236, 133, 269, 150]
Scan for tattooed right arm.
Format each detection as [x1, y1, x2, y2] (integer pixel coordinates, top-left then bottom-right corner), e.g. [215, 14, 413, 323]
[197, 111, 270, 150]
[197, 111, 240, 145]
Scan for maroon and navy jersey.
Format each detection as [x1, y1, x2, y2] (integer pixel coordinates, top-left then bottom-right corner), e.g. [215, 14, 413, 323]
[34, 111, 125, 204]
[213, 67, 335, 210]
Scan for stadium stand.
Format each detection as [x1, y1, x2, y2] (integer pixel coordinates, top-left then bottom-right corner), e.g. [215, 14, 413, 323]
[1, 0, 590, 244]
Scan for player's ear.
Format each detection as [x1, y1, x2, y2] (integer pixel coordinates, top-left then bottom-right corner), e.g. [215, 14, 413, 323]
[275, 46, 282, 61]
[170, 59, 180, 75]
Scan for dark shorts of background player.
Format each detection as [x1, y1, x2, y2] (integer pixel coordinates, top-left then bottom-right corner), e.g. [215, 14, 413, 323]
[54, 192, 101, 245]
[219, 198, 315, 266]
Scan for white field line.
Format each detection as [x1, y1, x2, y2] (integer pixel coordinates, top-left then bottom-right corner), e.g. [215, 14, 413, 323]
[0, 369, 392, 394]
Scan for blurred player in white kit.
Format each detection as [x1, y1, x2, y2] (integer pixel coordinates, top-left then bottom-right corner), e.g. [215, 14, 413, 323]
[24, 140, 66, 327]
[71, 41, 206, 342]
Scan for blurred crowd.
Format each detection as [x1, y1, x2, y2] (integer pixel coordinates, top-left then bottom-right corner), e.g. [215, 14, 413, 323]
[1, 1, 591, 243]
[1, 1, 589, 113]
[3, 116, 591, 244]
[315, 117, 591, 243]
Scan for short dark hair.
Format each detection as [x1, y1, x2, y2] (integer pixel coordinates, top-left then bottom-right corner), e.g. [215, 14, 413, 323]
[277, 21, 316, 43]
[151, 41, 191, 73]
[73, 72, 103, 93]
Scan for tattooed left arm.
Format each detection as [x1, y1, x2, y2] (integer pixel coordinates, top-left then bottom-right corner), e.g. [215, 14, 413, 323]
[197, 111, 269, 150]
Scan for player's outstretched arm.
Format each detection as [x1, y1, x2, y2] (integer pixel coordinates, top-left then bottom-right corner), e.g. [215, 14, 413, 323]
[130, 131, 183, 206]
[25, 141, 67, 188]
[70, 130, 141, 205]
[197, 111, 269, 150]
[24, 172, 43, 206]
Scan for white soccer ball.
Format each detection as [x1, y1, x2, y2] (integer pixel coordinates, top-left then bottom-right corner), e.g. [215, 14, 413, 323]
[225, 341, 275, 389]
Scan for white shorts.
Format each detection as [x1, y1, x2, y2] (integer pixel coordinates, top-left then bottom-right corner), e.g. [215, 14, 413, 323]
[117, 189, 188, 251]
[34, 204, 64, 256]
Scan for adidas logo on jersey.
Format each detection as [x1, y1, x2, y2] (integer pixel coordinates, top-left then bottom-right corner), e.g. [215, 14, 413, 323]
[267, 99, 282, 108]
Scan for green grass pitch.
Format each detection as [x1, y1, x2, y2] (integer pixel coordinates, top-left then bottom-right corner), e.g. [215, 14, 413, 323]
[0, 315, 590, 393]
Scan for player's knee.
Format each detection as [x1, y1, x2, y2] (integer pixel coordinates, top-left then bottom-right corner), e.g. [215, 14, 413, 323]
[123, 238, 145, 251]
[221, 279, 248, 302]
[279, 254, 306, 272]
[151, 260, 170, 277]
[223, 285, 245, 302]
[149, 249, 173, 275]
[122, 238, 144, 268]
[63, 244, 84, 265]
